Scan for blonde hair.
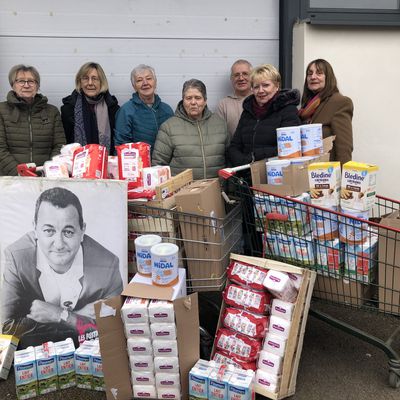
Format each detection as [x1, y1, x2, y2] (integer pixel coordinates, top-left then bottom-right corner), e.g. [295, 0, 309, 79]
[9, 64, 40, 88]
[75, 62, 109, 93]
[250, 64, 281, 88]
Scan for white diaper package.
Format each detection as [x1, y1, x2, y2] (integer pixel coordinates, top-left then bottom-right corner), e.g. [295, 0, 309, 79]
[153, 339, 178, 358]
[148, 300, 175, 324]
[287, 273, 303, 291]
[156, 372, 181, 388]
[271, 299, 295, 321]
[133, 384, 157, 399]
[257, 350, 283, 376]
[121, 297, 149, 324]
[107, 155, 119, 179]
[157, 387, 181, 399]
[263, 333, 287, 357]
[124, 322, 151, 338]
[131, 370, 155, 386]
[130, 355, 154, 371]
[263, 270, 298, 303]
[43, 160, 70, 178]
[60, 142, 82, 156]
[143, 166, 171, 190]
[151, 323, 177, 340]
[127, 337, 153, 356]
[269, 315, 291, 340]
[154, 356, 180, 373]
[255, 369, 280, 393]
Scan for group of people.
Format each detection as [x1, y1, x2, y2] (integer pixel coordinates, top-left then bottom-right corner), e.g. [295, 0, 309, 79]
[0, 59, 353, 178]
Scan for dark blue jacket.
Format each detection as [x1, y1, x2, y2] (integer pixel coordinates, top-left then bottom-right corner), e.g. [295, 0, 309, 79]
[114, 92, 173, 150]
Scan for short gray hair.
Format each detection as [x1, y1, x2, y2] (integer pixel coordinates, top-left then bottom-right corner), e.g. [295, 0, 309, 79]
[230, 59, 252, 77]
[8, 64, 41, 88]
[182, 79, 207, 100]
[130, 64, 157, 86]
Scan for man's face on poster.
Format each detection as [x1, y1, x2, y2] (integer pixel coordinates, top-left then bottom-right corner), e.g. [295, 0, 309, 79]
[34, 201, 86, 271]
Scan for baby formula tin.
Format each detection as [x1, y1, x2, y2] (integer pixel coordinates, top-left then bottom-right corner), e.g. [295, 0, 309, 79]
[151, 243, 179, 286]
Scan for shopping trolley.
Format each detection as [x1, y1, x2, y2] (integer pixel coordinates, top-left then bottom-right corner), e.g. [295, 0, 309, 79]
[127, 198, 243, 293]
[219, 165, 400, 388]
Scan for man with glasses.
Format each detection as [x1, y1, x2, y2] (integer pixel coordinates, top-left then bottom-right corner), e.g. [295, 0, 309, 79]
[217, 59, 253, 138]
[0, 64, 65, 175]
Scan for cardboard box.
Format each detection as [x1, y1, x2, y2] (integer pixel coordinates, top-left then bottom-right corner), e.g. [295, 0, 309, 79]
[378, 211, 400, 315]
[313, 276, 372, 306]
[94, 283, 200, 400]
[175, 179, 230, 291]
[130, 268, 187, 300]
[251, 136, 334, 197]
[212, 254, 316, 400]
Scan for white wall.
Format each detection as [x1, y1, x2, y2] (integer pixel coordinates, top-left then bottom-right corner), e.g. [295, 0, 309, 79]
[0, 0, 279, 111]
[293, 22, 400, 199]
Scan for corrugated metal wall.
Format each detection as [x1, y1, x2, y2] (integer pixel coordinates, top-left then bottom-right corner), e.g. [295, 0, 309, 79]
[0, 0, 279, 110]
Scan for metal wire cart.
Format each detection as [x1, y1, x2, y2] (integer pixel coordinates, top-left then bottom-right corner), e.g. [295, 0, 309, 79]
[127, 199, 243, 293]
[225, 173, 400, 388]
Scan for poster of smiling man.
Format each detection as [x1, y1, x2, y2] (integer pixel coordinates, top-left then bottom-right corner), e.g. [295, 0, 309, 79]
[0, 177, 127, 349]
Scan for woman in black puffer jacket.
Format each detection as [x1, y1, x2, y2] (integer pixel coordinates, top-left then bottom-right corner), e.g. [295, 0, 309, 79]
[228, 64, 301, 167]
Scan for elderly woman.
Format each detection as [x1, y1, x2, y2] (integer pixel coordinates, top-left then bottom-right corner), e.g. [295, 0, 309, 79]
[114, 64, 173, 150]
[299, 59, 353, 164]
[228, 64, 301, 167]
[152, 79, 228, 179]
[61, 62, 119, 154]
[0, 65, 65, 176]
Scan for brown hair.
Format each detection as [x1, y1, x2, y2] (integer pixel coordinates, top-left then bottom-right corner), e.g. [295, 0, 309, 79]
[301, 59, 338, 106]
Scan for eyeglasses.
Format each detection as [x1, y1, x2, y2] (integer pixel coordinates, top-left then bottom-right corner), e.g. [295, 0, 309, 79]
[81, 76, 100, 83]
[232, 72, 250, 79]
[15, 79, 37, 86]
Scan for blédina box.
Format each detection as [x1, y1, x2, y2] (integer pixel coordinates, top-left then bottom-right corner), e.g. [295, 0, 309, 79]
[94, 283, 200, 400]
[251, 136, 334, 197]
[340, 161, 378, 211]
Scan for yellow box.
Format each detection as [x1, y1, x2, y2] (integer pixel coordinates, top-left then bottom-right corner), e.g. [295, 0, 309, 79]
[341, 161, 378, 211]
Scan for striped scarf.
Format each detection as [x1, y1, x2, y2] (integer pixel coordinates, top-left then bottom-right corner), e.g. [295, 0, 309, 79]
[298, 94, 321, 123]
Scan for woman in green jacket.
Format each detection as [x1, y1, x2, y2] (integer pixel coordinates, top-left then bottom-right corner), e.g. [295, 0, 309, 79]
[152, 79, 228, 179]
[0, 64, 65, 175]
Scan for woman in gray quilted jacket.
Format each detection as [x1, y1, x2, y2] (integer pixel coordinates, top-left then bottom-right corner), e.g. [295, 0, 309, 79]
[152, 79, 228, 180]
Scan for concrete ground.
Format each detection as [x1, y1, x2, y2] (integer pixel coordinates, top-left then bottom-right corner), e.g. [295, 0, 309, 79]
[1, 300, 399, 400]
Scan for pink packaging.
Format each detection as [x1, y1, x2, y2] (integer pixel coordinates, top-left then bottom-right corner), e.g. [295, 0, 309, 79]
[116, 142, 151, 187]
[72, 144, 108, 179]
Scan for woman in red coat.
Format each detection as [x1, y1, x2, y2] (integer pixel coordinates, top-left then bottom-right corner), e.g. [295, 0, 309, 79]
[299, 59, 353, 165]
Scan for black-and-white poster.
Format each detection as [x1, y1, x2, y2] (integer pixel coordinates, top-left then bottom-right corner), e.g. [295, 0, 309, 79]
[0, 177, 127, 348]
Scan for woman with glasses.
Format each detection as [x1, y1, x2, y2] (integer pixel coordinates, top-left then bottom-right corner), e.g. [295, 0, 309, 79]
[0, 64, 65, 176]
[228, 64, 301, 167]
[61, 62, 119, 154]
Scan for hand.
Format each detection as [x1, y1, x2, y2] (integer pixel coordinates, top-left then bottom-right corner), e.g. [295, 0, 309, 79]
[74, 302, 96, 320]
[27, 300, 64, 324]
